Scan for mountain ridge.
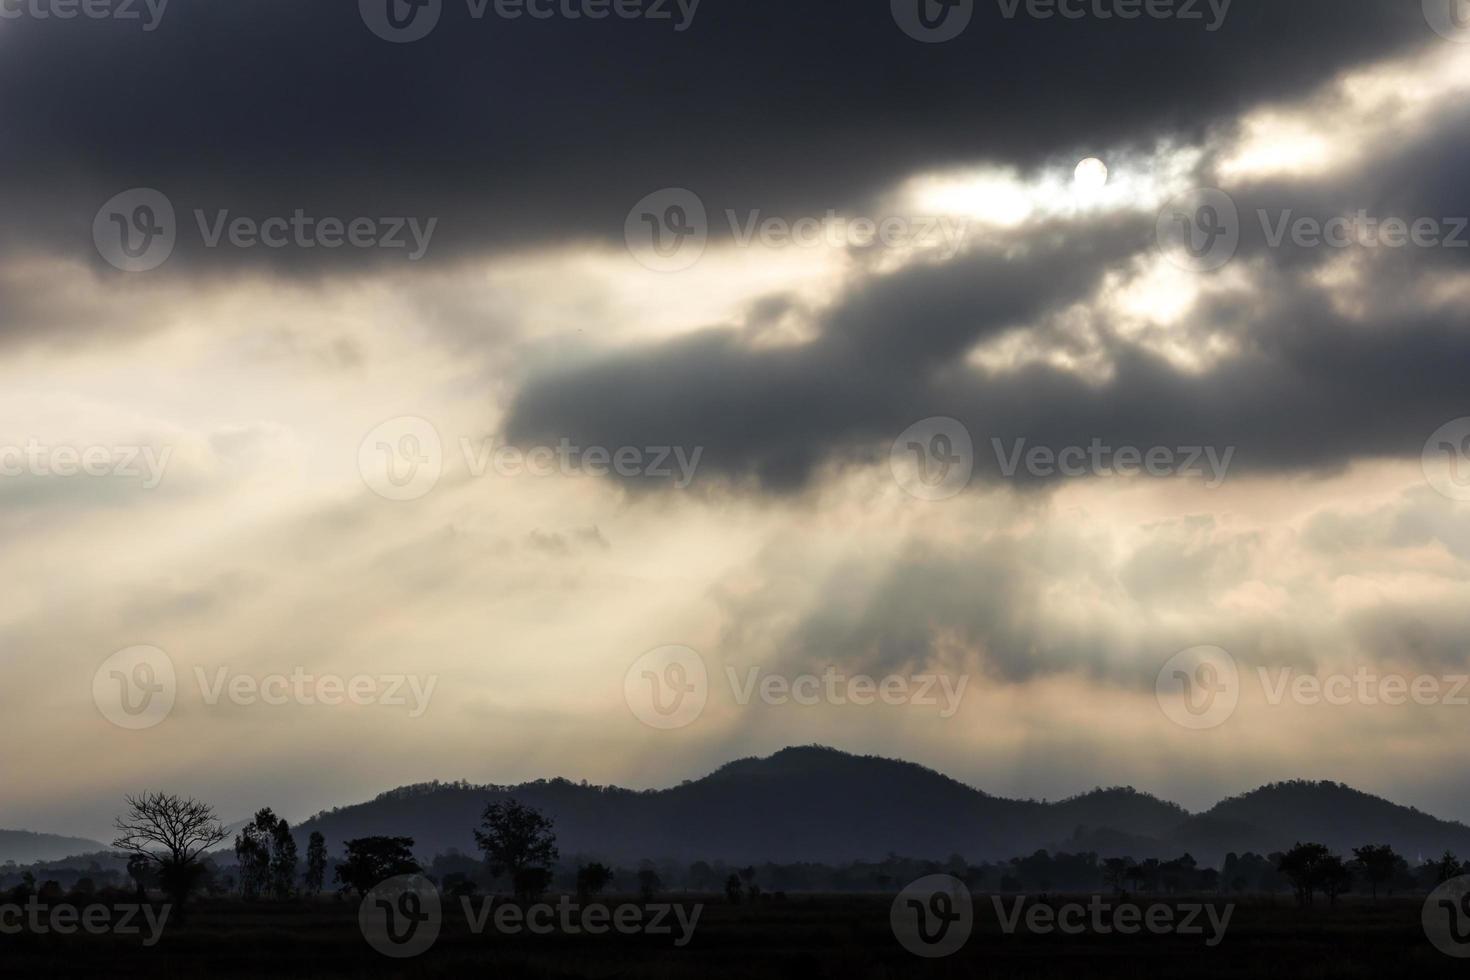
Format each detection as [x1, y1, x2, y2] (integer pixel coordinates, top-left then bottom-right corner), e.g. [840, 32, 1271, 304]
[286, 745, 1470, 866]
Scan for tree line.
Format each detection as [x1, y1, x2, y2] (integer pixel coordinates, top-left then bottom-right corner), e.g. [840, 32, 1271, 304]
[4, 792, 1464, 919]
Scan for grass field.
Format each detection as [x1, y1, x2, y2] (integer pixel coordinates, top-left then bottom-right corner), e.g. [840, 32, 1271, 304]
[0, 893, 1460, 978]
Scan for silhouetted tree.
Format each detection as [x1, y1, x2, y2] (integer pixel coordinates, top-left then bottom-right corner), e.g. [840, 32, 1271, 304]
[637, 868, 663, 902]
[304, 832, 328, 897]
[576, 862, 614, 900]
[724, 874, 743, 905]
[1102, 857, 1131, 894]
[474, 799, 558, 901]
[1436, 851, 1463, 884]
[688, 861, 718, 891]
[1124, 864, 1146, 893]
[126, 854, 152, 899]
[1278, 843, 1332, 907]
[1318, 855, 1352, 906]
[1351, 845, 1400, 902]
[112, 792, 227, 919]
[270, 819, 298, 899]
[514, 868, 553, 899]
[235, 809, 278, 900]
[334, 837, 420, 897]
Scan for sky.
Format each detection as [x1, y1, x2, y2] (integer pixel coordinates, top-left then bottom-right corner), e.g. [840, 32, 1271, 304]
[2, 0, 1470, 842]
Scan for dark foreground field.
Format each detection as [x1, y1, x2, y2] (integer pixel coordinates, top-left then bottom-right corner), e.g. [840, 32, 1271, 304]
[1, 893, 1461, 979]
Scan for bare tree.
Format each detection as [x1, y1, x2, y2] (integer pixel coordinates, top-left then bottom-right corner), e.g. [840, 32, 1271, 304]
[112, 792, 227, 917]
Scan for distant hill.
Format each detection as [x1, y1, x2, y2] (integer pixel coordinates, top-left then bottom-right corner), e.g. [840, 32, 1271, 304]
[290, 746, 1470, 866]
[0, 830, 105, 865]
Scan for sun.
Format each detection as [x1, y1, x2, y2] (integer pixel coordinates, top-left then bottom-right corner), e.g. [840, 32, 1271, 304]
[1073, 157, 1109, 193]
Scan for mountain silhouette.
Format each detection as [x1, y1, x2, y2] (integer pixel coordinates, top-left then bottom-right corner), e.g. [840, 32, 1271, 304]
[0, 830, 105, 865]
[289, 746, 1470, 865]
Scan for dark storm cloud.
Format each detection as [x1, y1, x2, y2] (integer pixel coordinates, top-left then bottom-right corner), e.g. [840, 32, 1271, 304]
[0, 0, 1437, 274]
[503, 88, 1470, 490]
